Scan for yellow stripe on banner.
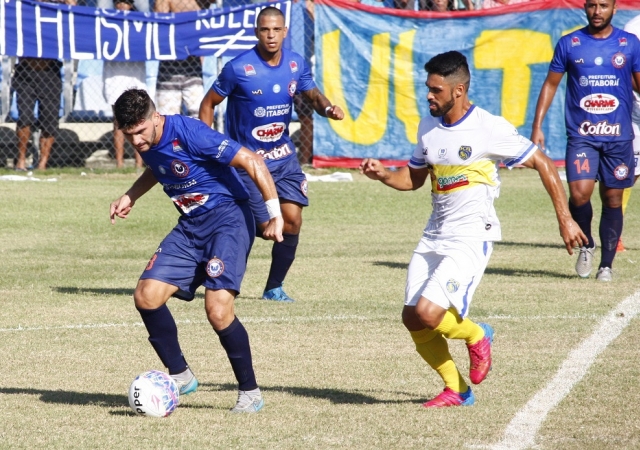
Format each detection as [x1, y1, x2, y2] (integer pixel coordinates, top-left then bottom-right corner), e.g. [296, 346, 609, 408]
[430, 160, 498, 193]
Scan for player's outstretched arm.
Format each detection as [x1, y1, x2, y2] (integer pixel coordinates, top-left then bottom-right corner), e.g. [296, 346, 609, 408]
[230, 148, 284, 242]
[359, 158, 429, 192]
[530, 71, 564, 151]
[198, 89, 225, 128]
[302, 88, 344, 121]
[109, 168, 158, 224]
[521, 149, 587, 255]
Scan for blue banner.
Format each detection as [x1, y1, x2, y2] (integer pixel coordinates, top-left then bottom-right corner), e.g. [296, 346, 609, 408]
[0, 0, 291, 61]
[314, 0, 640, 164]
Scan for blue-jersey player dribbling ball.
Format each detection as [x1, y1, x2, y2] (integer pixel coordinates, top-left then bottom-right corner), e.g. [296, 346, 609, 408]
[128, 370, 179, 417]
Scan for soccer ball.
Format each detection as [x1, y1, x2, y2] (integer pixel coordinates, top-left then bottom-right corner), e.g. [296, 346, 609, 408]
[128, 370, 179, 417]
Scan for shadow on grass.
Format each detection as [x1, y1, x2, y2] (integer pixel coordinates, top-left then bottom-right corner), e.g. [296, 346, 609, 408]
[200, 382, 422, 405]
[485, 267, 574, 279]
[372, 261, 407, 270]
[495, 240, 562, 250]
[53, 287, 205, 300]
[0, 387, 128, 408]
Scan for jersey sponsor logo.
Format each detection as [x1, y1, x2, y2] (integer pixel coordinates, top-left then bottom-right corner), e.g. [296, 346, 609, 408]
[255, 104, 291, 118]
[255, 107, 266, 118]
[571, 36, 580, 46]
[619, 37, 628, 46]
[584, 75, 620, 87]
[301, 178, 308, 197]
[216, 140, 229, 159]
[288, 80, 297, 97]
[243, 64, 256, 76]
[163, 179, 197, 190]
[256, 142, 293, 160]
[273, 84, 281, 93]
[206, 257, 225, 278]
[171, 193, 209, 213]
[438, 148, 447, 159]
[436, 174, 469, 191]
[594, 57, 603, 66]
[446, 279, 460, 293]
[158, 166, 167, 175]
[612, 52, 626, 69]
[614, 164, 629, 180]
[171, 160, 190, 178]
[172, 139, 183, 152]
[578, 120, 621, 137]
[252, 89, 263, 95]
[252, 122, 286, 142]
[458, 145, 472, 160]
[574, 58, 584, 64]
[579, 94, 619, 114]
[289, 60, 298, 73]
[579, 76, 588, 87]
[576, 152, 587, 157]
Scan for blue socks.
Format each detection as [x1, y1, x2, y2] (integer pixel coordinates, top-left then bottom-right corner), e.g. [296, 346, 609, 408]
[599, 205, 623, 268]
[265, 233, 299, 291]
[569, 200, 595, 248]
[216, 316, 258, 391]
[137, 304, 188, 375]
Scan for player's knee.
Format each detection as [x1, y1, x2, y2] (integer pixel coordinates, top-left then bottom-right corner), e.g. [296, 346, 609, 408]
[283, 217, 302, 234]
[133, 283, 163, 310]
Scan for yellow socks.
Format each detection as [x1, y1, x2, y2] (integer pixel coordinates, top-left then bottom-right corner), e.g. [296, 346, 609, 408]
[433, 308, 484, 345]
[410, 328, 468, 393]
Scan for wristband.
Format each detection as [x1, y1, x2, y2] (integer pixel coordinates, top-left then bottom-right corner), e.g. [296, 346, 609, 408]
[265, 198, 281, 219]
[325, 105, 332, 116]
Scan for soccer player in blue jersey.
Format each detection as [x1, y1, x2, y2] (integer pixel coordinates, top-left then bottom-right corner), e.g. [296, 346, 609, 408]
[531, 0, 640, 282]
[109, 89, 283, 413]
[199, 7, 344, 302]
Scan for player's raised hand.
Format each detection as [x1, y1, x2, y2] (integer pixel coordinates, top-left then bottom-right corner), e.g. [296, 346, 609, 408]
[559, 217, 588, 255]
[110, 194, 134, 224]
[359, 158, 387, 181]
[263, 216, 284, 243]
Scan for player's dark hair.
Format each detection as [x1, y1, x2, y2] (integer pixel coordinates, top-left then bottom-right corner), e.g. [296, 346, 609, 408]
[424, 51, 471, 91]
[256, 6, 285, 25]
[113, 89, 155, 130]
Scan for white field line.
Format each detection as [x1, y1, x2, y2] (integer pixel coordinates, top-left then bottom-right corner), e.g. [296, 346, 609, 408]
[488, 289, 640, 450]
[0, 313, 605, 334]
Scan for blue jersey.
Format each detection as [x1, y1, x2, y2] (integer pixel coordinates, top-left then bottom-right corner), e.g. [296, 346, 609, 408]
[550, 27, 640, 142]
[140, 115, 249, 217]
[212, 46, 316, 169]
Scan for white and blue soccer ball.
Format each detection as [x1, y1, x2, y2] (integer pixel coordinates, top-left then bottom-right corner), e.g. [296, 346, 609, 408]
[128, 370, 179, 417]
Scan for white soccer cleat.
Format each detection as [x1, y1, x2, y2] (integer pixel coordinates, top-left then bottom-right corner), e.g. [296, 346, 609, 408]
[596, 267, 613, 282]
[575, 245, 596, 278]
[230, 389, 264, 413]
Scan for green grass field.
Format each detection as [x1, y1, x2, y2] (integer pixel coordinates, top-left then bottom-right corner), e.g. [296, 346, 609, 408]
[0, 168, 639, 449]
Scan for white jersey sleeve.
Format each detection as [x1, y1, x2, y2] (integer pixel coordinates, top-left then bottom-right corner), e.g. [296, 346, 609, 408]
[488, 116, 538, 168]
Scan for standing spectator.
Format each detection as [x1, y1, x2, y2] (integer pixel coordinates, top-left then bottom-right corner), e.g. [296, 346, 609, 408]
[12, 0, 77, 171]
[153, 0, 204, 117]
[424, 0, 455, 11]
[103, 0, 146, 169]
[482, 0, 530, 8]
[199, 7, 344, 302]
[531, 0, 640, 281]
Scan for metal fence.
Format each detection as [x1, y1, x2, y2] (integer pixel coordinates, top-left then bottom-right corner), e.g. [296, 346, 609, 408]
[0, 0, 315, 169]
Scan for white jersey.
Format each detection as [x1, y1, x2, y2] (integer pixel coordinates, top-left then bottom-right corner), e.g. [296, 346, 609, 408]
[624, 14, 640, 123]
[408, 105, 537, 241]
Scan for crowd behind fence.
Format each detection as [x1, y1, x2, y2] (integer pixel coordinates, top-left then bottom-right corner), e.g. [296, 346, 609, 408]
[0, 0, 528, 169]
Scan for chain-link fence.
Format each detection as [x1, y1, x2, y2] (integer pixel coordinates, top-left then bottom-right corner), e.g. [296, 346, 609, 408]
[0, 0, 315, 169]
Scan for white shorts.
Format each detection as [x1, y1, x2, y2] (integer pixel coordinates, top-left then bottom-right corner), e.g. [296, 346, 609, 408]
[405, 237, 493, 319]
[156, 80, 204, 117]
[632, 121, 640, 176]
[104, 75, 147, 106]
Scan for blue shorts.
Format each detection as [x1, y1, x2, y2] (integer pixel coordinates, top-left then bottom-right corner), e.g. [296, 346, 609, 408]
[565, 137, 635, 188]
[239, 156, 309, 225]
[139, 200, 255, 300]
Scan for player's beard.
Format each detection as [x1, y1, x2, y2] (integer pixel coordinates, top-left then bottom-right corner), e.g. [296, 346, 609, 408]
[588, 12, 613, 32]
[429, 94, 455, 117]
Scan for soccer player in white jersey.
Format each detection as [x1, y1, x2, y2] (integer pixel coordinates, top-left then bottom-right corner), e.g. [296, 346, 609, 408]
[360, 51, 586, 407]
[618, 13, 640, 252]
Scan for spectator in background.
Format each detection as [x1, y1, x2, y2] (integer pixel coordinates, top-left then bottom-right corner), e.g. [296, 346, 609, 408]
[482, 0, 530, 8]
[12, 0, 77, 171]
[103, 0, 146, 169]
[424, 0, 455, 11]
[153, 0, 205, 117]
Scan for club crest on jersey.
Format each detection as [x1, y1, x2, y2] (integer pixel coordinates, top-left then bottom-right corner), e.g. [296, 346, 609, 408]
[206, 258, 225, 278]
[301, 179, 308, 197]
[612, 52, 626, 69]
[619, 37, 628, 46]
[571, 36, 580, 47]
[458, 146, 472, 160]
[171, 160, 190, 178]
[289, 60, 298, 73]
[288, 80, 297, 97]
[172, 139, 183, 152]
[243, 64, 256, 76]
[446, 279, 460, 293]
[438, 148, 447, 159]
[422, 147, 428, 156]
[614, 164, 629, 180]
